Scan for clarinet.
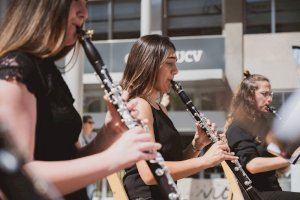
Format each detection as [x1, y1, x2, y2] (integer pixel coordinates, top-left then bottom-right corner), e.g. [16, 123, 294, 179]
[0, 125, 64, 200]
[267, 105, 282, 121]
[267, 105, 300, 164]
[171, 80, 264, 200]
[77, 28, 180, 200]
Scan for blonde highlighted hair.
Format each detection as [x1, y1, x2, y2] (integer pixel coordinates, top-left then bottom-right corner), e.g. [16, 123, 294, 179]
[0, 0, 72, 58]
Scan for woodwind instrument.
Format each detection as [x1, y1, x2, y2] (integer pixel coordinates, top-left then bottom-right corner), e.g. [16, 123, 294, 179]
[267, 105, 300, 164]
[266, 105, 282, 121]
[171, 80, 264, 200]
[77, 28, 180, 200]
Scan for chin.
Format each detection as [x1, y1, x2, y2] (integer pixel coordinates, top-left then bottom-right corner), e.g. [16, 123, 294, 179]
[166, 87, 171, 93]
[166, 84, 171, 91]
[64, 32, 78, 46]
[64, 39, 77, 46]
[163, 87, 170, 93]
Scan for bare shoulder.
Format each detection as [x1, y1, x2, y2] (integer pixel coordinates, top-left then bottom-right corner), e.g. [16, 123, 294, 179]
[0, 79, 35, 106]
[134, 97, 151, 110]
[0, 79, 36, 123]
[0, 80, 36, 160]
[134, 97, 148, 103]
[132, 97, 153, 121]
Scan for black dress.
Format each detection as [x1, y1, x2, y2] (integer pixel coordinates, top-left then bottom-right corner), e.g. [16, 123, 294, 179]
[123, 105, 183, 200]
[0, 51, 88, 200]
[226, 121, 300, 200]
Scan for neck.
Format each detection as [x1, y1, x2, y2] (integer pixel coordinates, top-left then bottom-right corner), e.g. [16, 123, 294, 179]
[146, 91, 160, 108]
[83, 129, 92, 135]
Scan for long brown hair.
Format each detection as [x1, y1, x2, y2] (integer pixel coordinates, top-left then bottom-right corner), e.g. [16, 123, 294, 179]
[224, 71, 270, 131]
[120, 34, 176, 99]
[0, 0, 72, 58]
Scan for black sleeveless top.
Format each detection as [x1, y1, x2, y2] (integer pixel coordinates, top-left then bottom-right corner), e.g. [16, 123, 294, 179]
[226, 121, 281, 192]
[123, 105, 183, 200]
[0, 51, 88, 199]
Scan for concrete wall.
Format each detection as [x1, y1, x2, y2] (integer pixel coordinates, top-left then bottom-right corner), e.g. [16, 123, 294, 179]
[222, 0, 244, 92]
[244, 32, 300, 90]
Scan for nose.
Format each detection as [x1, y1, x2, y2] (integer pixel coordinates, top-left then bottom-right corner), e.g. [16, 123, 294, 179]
[266, 95, 272, 104]
[173, 65, 179, 75]
[78, 1, 89, 21]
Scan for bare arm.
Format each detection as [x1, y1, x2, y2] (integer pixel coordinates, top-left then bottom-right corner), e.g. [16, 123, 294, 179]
[182, 143, 202, 158]
[25, 149, 127, 194]
[246, 156, 289, 174]
[0, 80, 36, 161]
[134, 98, 237, 185]
[25, 129, 157, 195]
[0, 80, 160, 195]
[182, 122, 212, 159]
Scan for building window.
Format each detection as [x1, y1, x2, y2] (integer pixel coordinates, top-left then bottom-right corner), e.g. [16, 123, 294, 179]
[272, 91, 293, 110]
[86, 0, 109, 40]
[83, 86, 107, 113]
[164, 0, 222, 37]
[275, 0, 300, 32]
[245, 0, 300, 34]
[245, 0, 271, 33]
[86, 0, 140, 40]
[84, 96, 104, 113]
[112, 0, 141, 39]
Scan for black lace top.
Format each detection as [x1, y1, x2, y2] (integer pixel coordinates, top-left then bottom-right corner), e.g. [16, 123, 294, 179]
[0, 51, 87, 199]
[123, 105, 183, 200]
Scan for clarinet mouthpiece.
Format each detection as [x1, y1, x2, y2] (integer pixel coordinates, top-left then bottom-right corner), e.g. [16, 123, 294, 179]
[266, 105, 276, 113]
[76, 26, 85, 35]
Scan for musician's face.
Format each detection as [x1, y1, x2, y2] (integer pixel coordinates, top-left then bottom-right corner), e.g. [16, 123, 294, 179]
[255, 81, 273, 112]
[83, 119, 94, 134]
[155, 49, 178, 93]
[64, 0, 88, 46]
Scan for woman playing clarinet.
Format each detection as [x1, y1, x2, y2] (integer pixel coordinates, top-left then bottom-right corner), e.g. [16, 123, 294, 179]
[225, 71, 300, 199]
[0, 1, 161, 199]
[120, 34, 238, 200]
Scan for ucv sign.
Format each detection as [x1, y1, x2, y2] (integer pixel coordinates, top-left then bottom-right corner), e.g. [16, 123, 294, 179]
[176, 50, 203, 64]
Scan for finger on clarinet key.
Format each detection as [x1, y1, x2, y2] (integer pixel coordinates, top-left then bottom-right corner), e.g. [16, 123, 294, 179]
[130, 110, 139, 119]
[127, 99, 138, 111]
[206, 119, 211, 126]
[121, 90, 129, 101]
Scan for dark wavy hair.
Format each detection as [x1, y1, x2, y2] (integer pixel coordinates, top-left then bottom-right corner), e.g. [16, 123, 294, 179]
[224, 70, 270, 131]
[120, 34, 176, 99]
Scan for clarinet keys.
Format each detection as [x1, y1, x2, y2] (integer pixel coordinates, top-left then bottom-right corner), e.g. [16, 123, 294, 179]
[169, 193, 180, 200]
[155, 168, 164, 176]
[244, 180, 252, 186]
